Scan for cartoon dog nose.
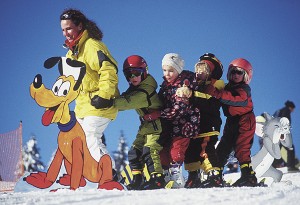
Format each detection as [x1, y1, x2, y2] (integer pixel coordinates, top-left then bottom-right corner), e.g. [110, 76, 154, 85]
[33, 74, 43, 88]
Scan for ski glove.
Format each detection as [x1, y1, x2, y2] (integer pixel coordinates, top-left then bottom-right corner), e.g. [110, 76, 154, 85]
[205, 84, 222, 99]
[210, 78, 217, 85]
[175, 84, 192, 105]
[143, 110, 161, 121]
[91, 95, 113, 109]
[175, 84, 192, 98]
[175, 96, 190, 104]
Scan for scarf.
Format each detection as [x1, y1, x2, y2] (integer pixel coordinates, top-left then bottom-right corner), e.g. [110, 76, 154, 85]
[64, 31, 84, 51]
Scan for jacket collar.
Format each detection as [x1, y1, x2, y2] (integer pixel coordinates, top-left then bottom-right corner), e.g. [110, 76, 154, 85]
[63, 30, 89, 56]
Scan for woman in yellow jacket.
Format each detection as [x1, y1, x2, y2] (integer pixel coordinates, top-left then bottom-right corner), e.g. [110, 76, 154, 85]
[60, 9, 119, 165]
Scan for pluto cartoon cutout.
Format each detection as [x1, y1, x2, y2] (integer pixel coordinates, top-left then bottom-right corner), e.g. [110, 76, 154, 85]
[25, 57, 123, 191]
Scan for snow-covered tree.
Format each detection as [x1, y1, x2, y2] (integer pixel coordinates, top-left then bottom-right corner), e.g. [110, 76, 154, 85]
[22, 135, 45, 172]
[113, 131, 129, 175]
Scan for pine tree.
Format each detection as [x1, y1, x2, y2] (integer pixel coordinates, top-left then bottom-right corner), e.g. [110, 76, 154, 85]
[113, 131, 129, 175]
[22, 135, 45, 172]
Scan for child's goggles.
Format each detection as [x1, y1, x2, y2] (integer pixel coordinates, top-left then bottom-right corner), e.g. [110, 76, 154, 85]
[124, 68, 145, 79]
[230, 67, 244, 75]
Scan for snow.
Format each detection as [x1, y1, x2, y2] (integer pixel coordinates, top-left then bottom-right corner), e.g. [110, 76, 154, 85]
[1, 172, 300, 205]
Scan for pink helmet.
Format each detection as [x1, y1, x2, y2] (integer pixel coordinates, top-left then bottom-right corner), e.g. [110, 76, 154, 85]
[227, 58, 253, 84]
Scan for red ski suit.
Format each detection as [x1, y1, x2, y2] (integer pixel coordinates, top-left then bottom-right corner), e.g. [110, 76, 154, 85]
[206, 82, 255, 167]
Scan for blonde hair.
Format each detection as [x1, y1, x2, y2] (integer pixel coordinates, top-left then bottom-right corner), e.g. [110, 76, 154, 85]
[195, 62, 210, 74]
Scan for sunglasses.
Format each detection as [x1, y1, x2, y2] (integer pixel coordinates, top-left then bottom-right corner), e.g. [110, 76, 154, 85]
[124, 68, 145, 79]
[231, 69, 244, 75]
[60, 13, 74, 20]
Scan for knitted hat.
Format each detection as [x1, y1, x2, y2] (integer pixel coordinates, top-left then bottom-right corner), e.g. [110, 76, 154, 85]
[162, 53, 184, 74]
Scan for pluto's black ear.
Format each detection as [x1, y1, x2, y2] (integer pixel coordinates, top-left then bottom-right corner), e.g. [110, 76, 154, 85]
[74, 65, 86, 91]
[66, 58, 86, 69]
[44, 57, 63, 75]
[44, 57, 62, 69]
[66, 59, 86, 91]
[65, 58, 86, 91]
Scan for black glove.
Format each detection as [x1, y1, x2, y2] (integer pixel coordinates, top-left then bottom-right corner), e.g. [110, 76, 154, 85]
[91, 95, 113, 109]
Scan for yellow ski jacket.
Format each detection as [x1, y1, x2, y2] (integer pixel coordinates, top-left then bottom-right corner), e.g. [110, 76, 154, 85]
[66, 30, 120, 119]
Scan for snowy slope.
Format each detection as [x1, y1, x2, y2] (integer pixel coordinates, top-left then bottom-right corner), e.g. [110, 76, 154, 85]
[1, 172, 300, 205]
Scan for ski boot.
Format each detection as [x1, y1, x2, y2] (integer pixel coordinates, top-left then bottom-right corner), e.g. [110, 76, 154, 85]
[232, 163, 258, 187]
[169, 162, 185, 188]
[143, 173, 166, 190]
[200, 169, 224, 188]
[184, 170, 201, 188]
[126, 173, 143, 190]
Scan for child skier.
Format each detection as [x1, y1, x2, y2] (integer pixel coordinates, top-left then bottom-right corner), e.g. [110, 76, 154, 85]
[205, 58, 258, 187]
[94, 55, 165, 190]
[156, 53, 200, 188]
[184, 53, 225, 188]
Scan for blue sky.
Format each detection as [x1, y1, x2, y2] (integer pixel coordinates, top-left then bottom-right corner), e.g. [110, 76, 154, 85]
[1, 0, 299, 166]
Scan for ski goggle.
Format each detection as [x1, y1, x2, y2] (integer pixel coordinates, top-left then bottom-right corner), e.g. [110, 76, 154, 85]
[124, 68, 145, 79]
[230, 69, 244, 75]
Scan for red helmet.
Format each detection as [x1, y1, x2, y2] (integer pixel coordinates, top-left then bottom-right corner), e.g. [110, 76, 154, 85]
[227, 58, 253, 84]
[123, 55, 148, 81]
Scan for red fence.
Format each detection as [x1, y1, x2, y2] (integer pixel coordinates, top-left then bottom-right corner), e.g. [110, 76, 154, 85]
[0, 122, 24, 192]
